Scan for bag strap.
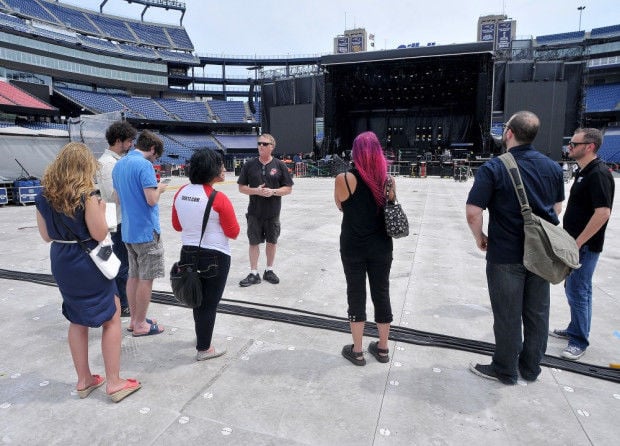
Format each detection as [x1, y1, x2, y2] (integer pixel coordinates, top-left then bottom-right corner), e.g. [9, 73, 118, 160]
[498, 153, 534, 223]
[52, 211, 93, 254]
[384, 175, 396, 204]
[197, 189, 218, 248]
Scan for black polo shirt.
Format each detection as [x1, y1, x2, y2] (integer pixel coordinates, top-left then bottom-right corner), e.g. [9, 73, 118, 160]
[563, 158, 614, 252]
[237, 157, 294, 219]
[467, 145, 565, 263]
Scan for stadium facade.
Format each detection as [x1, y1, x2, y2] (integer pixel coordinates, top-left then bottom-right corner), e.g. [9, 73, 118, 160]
[0, 0, 619, 182]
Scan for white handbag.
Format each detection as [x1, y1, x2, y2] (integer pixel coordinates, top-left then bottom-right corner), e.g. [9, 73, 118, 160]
[88, 235, 121, 280]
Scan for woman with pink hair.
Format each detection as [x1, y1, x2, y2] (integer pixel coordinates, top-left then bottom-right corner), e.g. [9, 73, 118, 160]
[334, 131, 396, 366]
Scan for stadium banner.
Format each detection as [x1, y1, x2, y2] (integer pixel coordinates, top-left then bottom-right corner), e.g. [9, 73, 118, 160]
[496, 21, 512, 49]
[480, 23, 495, 42]
[337, 37, 349, 53]
[350, 35, 363, 52]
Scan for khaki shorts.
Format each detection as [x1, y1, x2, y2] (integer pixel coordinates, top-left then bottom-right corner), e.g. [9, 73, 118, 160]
[126, 232, 165, 280]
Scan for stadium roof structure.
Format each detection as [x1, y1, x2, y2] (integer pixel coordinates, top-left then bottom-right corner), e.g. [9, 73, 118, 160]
[321, 42, 495, 66]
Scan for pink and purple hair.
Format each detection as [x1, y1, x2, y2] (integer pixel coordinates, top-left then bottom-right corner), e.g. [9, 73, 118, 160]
[351, 131, 389, 207]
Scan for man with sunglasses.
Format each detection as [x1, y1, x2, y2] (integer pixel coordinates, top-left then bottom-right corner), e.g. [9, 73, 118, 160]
[466, 111, 564, 384]
[237, 133, 294, 287]
[550, 128, 614, 361]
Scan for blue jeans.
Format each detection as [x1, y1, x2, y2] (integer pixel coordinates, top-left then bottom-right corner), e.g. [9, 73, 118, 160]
[486, 262, 550, 383]
[564, 246, 600, 350]
[111, 224, 129, 308]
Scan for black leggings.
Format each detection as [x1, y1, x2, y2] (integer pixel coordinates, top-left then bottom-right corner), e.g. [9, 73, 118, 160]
[341, 252, 393, 323]
[180, 246, 231, 351]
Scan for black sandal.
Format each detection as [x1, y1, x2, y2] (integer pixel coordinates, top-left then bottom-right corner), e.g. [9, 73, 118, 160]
[342, 344, 366, 366]
[368, 341, 390, 363]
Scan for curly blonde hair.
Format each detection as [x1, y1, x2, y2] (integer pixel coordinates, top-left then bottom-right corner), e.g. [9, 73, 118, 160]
[42, 142, 99, 217]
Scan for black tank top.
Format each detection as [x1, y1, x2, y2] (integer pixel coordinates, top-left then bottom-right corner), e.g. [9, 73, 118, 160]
[340, 169, 392, 257]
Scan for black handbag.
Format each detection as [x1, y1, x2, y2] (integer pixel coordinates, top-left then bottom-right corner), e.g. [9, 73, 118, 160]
[384, 176, 409, 238]
[170, 190, 218, 308]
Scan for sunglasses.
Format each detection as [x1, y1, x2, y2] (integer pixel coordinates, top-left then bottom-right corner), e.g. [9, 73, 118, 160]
[258, 142, 272, 146]
[568, 141, 590, 148]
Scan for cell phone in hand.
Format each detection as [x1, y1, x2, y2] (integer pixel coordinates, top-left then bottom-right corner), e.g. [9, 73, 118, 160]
[161, 178, 171, 183]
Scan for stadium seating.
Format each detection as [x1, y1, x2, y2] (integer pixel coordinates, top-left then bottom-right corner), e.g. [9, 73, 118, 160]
[42, 2, 101, 35]
[55, 87, 131, 115]
[207, 100, 248, 123]
[111, 95, 173, 121]
[156, 49, 199, 64]
[78, 35, 119, 52]
[536, 31, 585, 45]
[165, 27, 194, 51]
[585, 83, 620, 112]
[2, 0, 58, 24]
[166, 133, 220, 150]
[598, 127, 620, 163]
[127, 21, 172, 48]
[88, 14, 137, 43]
[118, 43, 159, 59]
[214, 135, 259, 151]
[0, 11, 31, 33]
[590, 24, 620, 39]
[0, 80, 55, 110]
[156, 99, 210, 122]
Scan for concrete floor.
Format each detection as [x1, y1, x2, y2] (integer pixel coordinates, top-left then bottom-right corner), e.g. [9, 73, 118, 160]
[0, 174, 618, 445]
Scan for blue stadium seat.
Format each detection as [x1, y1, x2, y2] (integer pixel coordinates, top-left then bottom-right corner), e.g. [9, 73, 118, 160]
[207, 100, 248, 123]
[166, 27, 194, 51]
[43, 2, 101, 35]
[87, 14, 138, 43]
[128, 21, 172, 48]
[536, 31, 585, 45]
[590, 24, 620, 38]
[0, 11, 32, 33]
[598, 128, 620, 163]
[112, 95, 175, 121]
[2, 0, 59, 24]
[585, 83, 620, 112]
[156, 99, 210, 122]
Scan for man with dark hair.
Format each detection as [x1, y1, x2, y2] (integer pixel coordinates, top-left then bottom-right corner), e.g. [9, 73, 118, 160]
[550, 128, 614, 361]
[96, 120, 137, 317]
[112, 130, 167, 337]
[466, 111, 565, 384]
[237, 133, 293, 287]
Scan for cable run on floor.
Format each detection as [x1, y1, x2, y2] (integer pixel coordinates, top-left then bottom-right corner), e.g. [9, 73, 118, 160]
[2, 268, 619, 384]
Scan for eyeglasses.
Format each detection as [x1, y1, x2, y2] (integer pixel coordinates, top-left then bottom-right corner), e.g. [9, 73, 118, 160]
[568, 141, 590, 148]
[502, 123, 511, 131]
[257, 141, 272, 147]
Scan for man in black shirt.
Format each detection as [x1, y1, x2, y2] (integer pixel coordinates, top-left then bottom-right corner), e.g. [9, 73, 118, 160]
[237, 133, 294, 287]
[550, 128, 615, 361]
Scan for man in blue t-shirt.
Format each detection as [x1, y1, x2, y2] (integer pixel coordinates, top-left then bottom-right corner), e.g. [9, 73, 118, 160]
[465, 111, 564, 384]
[112, 130, 168, 337]
[550, 128, 614, 361]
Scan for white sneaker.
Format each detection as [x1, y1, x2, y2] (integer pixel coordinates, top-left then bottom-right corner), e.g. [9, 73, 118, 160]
[561, 344, 585, 361]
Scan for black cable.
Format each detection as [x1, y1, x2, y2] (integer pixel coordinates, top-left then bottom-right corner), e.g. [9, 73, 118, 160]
[2, 268, 619, 383]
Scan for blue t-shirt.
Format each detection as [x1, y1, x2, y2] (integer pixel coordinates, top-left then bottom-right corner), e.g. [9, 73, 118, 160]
[112, 149, 160, 243]
[466, 145, 565, 263]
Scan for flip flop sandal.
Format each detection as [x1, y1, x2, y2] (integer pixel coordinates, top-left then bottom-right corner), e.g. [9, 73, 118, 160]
[342, 344, 366, 366]
[132, 322, 164, 337]
[127, 318, 155, 332]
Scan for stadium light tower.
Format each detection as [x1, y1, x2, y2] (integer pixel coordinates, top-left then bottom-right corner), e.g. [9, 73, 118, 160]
[577, 6, 586, 31]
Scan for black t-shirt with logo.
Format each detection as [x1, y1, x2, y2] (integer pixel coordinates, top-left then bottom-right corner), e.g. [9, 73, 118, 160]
[237, 157, 294, 219]
[563, 158, 615, 252]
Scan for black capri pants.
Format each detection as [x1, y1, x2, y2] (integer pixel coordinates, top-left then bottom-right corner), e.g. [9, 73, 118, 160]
[180, 246, 231, 351]
[340, 252, 393, 324]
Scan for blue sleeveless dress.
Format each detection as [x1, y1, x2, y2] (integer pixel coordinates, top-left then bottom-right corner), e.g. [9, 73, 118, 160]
[35, 192, 117, 327]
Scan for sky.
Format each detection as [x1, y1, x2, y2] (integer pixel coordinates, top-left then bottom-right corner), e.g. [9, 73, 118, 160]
[61, 0, 620, 57]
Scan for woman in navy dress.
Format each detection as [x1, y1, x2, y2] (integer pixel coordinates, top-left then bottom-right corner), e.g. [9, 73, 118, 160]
[35, 142, 140, 402]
